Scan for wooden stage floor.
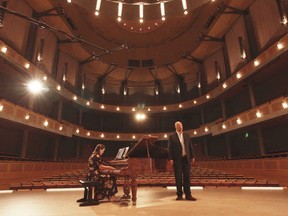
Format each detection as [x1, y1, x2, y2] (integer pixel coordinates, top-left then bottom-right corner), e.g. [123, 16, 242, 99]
[0, 186, 287, 216]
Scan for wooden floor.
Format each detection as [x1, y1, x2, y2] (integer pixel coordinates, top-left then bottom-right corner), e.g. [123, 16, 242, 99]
[0, 186, 287, 216]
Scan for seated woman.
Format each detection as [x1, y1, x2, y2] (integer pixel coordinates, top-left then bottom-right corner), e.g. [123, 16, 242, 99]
[87, 144, 118, 201]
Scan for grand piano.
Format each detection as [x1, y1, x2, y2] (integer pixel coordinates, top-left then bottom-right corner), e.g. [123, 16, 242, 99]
[109, 135, 169, 204]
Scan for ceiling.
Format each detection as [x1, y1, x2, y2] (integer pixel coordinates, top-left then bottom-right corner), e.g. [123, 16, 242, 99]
[23, 0, 255, 95]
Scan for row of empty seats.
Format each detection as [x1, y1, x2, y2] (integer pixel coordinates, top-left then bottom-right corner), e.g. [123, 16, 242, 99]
[9, 167, 279, 191]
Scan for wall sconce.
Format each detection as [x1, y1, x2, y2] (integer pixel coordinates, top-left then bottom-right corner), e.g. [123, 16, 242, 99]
[238, 36, 246, 59]
[176, 82, 181, 94]
[122, 80, 128, 96]
[276, 0, 288, 25]
[82, 73, 86, 90]
[215, 61, 221, 80]
[62, 62, 68, 82]
[101, 81, 106, 94]
[282, 98, 288, 109]
[154, 80, 160, 95]
[0, 1, 8, 28]
[37, 39, 44, 62]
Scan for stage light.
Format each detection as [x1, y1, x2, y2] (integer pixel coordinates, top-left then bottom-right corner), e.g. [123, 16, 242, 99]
[27, 79, 45, 95]
[135, 112, 146, 121]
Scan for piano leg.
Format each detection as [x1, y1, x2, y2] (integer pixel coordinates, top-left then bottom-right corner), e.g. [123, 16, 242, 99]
[131, 177, 137, 205]
[122, 177, 131, 199]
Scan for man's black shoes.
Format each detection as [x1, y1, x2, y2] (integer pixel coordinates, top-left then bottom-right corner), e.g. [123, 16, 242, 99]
[185, 195, 197, 201]
[176, 195, 196, 201]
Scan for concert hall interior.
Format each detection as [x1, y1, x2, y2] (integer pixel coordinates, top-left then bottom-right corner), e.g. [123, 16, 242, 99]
[0, 0, 288, 215]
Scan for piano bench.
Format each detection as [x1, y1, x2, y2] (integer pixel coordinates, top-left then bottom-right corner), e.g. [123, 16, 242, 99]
[77, 180, 100, 207]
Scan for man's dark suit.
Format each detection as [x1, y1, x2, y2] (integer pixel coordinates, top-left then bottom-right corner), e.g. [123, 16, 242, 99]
[168, 131, 195, 197]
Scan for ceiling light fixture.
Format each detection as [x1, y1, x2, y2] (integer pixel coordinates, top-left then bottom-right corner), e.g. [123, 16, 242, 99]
[117, 2, 123, 22]
[182, 0, 188, 15]
[95, 0, 102, 16]
[160, 1, 165, 21]
[139, 3, 144, 23]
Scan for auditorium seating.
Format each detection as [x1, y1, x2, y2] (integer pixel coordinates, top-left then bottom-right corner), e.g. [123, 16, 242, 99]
[8, 166, 279, 191]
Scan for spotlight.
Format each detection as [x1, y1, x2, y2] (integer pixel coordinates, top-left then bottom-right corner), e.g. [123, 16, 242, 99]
[27, 79, 45, 95]
[135, 112, 146, 121]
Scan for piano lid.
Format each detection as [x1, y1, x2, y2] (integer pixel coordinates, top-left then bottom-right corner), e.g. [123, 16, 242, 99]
[128, 135, 167, 159]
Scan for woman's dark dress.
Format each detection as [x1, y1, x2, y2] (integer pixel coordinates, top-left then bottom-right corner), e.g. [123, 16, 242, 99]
[87, 153, 118, 200]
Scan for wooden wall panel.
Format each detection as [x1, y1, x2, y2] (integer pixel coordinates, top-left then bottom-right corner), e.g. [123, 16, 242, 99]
[56, 51, 79, 86]
[34, 29, 57, 74]
[250, 0, 287, 50]
[203, 48, 226, 85]
[225, 16, 249, 73]
[0, 0, 32, 54]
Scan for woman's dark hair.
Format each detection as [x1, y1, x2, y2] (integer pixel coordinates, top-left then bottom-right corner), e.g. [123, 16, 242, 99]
[93, 144, 106, 154]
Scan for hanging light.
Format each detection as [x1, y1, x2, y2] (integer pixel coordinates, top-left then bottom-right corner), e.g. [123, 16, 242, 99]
[139, 3, 144, 23]
[182, 0, 188, 15]
[160, 1, 165, 21]
[95, 0, 102, 16]
[117, 2, 123, 22]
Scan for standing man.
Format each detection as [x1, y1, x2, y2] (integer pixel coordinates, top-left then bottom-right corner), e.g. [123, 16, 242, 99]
[168, 121, 196, 201]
